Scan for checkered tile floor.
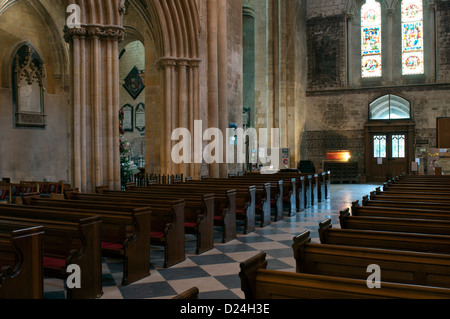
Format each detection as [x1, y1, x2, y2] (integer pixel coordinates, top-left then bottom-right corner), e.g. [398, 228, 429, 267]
[43, 183, 382, 299]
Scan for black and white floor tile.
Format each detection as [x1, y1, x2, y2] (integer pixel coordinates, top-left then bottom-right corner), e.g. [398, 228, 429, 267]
[43, 183, 382, 300]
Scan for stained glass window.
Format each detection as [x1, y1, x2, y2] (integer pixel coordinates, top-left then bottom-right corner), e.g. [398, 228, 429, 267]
[402, 0, 424, 75]
[361, 0, 382, 78]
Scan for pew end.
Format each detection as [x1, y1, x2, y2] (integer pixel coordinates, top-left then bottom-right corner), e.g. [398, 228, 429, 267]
[95, 185, 110, 193]
[318, 219, 332, 244]
[172, 287, 200, 300]
[362, 195, 369, 206]
[239, 252, 268, 299]
[292, 231, 312, 273]
[339, 208, 351, 228]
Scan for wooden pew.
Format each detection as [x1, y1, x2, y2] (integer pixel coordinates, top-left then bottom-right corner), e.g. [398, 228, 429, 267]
[127, 184, 237, 243]
[0, 208, 103, 299]
[369, 191, 450, 204]
[240, 252, 450, 299]
[292, 230, 450, 289]
[352, 199, 450, 221]
[362, 194, 450, 211]
[16, 195, 152, 285]
[0, 223, 44, 299]
[180, 180, 257, 235]
[34, 193, 185, 268]
[172, 287, 200, 300]
[319, 218, 450, 254]
[232, 174, 297, 217]
[95, 188, 215, 255]
[0, 185, 11, 204]
[339, 208, 450, 236]
[191, 178, 272, 228]
[228, 177, 283, 222]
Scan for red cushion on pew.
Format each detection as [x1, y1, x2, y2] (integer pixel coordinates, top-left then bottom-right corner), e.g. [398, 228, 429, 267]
[101, 241, 123, 250]
[43, 256, 66, 269]
[0, 190, 7, 200]
[235, 209, 245, 213]
[150, 231, 165, 238]
[184, 222, 197, 228]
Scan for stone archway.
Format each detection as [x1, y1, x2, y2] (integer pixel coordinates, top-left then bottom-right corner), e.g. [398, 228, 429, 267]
[64, 0, 203, 191]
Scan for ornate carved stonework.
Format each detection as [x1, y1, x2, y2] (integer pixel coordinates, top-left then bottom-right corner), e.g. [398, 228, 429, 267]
[64, 25, 125, 42]
[14, 45, 47, 128]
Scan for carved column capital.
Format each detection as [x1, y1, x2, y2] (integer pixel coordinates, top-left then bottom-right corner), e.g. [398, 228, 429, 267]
[188, 59, 201, 69]
[63, 26, 88, 42]
[64, 25, 125, 42]
[177, 59, 190, 69]
[159, 58, 178, 69]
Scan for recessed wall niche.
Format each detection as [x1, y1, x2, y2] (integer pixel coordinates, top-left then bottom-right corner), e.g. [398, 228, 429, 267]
[12, 44, 47, 128]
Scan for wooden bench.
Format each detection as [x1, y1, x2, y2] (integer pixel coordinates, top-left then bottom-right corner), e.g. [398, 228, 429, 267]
[352, 199, 450, 221]
[17, 195, 152, 285]
[362, 194, 450, 211]
[191, 178, 272, 228]
[232, 174, 297, 217]
[0, 223, 44, 299]
[0, 185, 11, 204]
[0, 208, 103, 299]
[95, 188, 215, 255]
[239, 251, 450, 299]
[339, 208, 450, 236]
[319, 218, 450, 254]
[292, 230, 450, 289]
[178, 181, 257, 235]
[261, 173, 313, 209]
[172, 287, 200, 299]
[46, 192, 186, 268]
[369, 191, 450, 204]
[127, 184, 237, 243]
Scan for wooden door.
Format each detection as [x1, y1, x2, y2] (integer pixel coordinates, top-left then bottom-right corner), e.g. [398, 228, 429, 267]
[365, 121, 414, 182]
[437, 118, 450, 148]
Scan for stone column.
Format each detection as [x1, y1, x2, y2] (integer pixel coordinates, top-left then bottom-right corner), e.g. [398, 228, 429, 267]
[65, 25, 125, 192]
[178, 59, 189, 177]
[159, 58, 177, 175]
[218, 0, 228, 178]
[189, 60, 202, 179]
[207, 0, 220, 178]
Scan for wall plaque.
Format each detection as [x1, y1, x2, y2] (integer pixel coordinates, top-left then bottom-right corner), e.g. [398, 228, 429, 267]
[121, 104, 133, 132]
[135, 103, 145, 133]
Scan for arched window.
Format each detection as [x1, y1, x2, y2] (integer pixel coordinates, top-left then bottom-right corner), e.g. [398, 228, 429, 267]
[369, 94, 411, 120]
[401, 0, 424, 75]
[361, 0, 382, 78]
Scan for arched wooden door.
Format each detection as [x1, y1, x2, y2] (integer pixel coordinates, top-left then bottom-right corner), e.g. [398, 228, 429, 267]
[364, 121, 415, 182]
[364, 95, 415, 182]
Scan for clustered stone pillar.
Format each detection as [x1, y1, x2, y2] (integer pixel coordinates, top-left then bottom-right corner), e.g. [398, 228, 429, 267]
[159, 58, 201, 178]
[65, 25, 124, 193]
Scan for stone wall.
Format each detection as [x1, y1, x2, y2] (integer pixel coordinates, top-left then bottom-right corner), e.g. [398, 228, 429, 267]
[304, 0, 450, 177]
[0, 1, 70, 183]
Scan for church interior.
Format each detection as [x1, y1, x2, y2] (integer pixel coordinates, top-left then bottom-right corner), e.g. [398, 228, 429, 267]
[1, 0, 450, 302]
